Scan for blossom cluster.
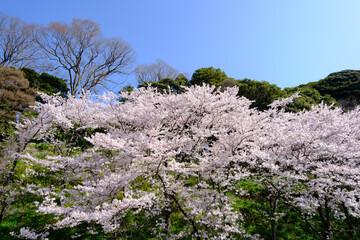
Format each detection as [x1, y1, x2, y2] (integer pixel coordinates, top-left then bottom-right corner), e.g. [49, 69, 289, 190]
[13, 85, 360, 239]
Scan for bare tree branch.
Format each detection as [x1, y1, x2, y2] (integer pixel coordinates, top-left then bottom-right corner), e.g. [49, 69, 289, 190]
[0, 13, 40, 68]
[35, 19, 136, 96]
[134, 59, 179, 84]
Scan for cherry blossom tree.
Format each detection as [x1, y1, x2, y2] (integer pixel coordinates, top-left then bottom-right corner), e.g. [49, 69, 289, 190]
[12, 86, 262, 239]
[7, 85, 360, 239]
[0, 110, 53, 217]
[251, 100, 360, 239]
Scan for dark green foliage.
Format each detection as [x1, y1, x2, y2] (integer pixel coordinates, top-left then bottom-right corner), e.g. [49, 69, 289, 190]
[21, 68, 69, 100]
[219, 77, 237, 89]
[234, 179, 360, 240]
[190, 67, 228, 86]
[305, 70, 360, 109]
[118, 85, 134, 102]
[138, 75, 189, 94]
[120, 85, 134, 93]
[53, 124, 101, 153]
[175, 73, 189, 87]
[0, 118, 15, 141]
[134, 67, 358, 113]
[284, 86, 337, 112]
[236, 79, 286, 111]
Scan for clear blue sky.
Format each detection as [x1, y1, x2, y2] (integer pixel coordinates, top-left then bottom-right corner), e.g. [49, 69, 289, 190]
[3, 0, 360, 89]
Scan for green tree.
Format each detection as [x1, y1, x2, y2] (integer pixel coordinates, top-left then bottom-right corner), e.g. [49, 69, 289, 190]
[138, 74, 189, 94]
[21, 68, 69, 100]
[175, 73, 189, 87]
[219, 78, 237, 89]
[120, 85, 134, 94]
[284, 86, 337, 112]
[138, 78, 188, 94]
[236, 79, 285, 111]
[190, 67, 228, 86]
[118, 85, 134, 103]
[305, 70, 360, 110]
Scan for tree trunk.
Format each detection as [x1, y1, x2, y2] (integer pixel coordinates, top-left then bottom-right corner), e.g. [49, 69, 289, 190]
[269, 196, 277, 240]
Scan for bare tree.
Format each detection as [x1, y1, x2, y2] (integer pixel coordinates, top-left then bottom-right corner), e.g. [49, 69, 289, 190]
[135, 59, 179, 84]
[0, 13, 39, 68]
[35, 19, 136, 96]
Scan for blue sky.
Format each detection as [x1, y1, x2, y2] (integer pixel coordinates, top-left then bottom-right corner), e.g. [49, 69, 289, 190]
[3, 0, 360, 89]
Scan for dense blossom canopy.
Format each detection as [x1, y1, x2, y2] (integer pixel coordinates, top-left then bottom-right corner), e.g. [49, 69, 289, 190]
[8, 85, 360, 239]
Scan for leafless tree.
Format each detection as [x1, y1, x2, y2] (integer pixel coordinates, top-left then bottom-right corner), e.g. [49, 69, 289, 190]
[0, 13, 39, 68]
[135, 59, 179, 84]
[35, 19, 136, 96]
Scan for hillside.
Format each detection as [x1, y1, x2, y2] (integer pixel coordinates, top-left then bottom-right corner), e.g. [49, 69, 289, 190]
[303, 70, 360, 110]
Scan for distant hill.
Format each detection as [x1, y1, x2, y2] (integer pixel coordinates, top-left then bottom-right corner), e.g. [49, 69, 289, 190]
[131, 67, 360, 111]
[303, 70, 360, 110]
